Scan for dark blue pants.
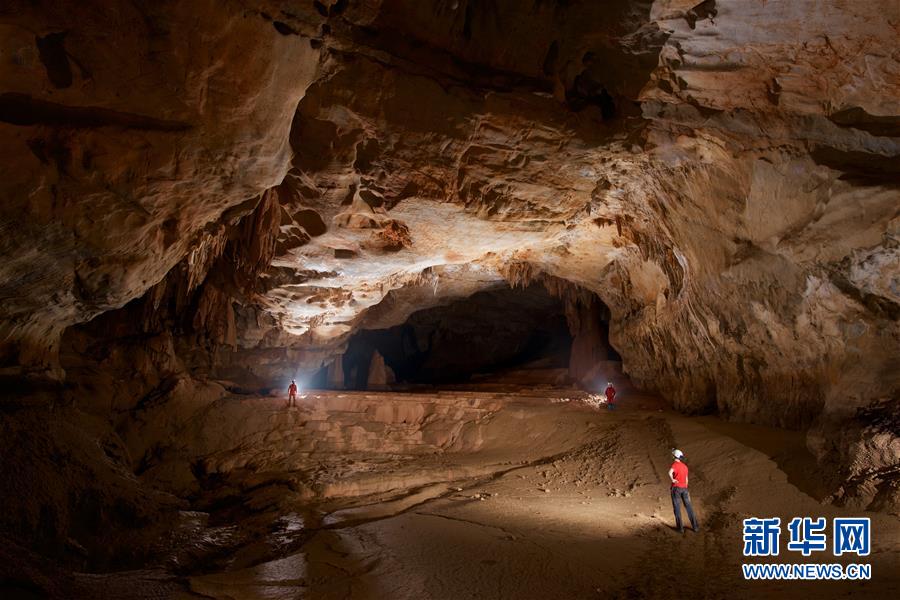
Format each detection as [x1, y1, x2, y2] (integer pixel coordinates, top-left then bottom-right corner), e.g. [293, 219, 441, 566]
[671, 487, 699, 531]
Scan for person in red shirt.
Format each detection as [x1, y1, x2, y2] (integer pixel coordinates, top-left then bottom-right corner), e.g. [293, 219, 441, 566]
[668, 449, 699, 533]
[604, 382, 617, 410]
[288, 379, 298, 407]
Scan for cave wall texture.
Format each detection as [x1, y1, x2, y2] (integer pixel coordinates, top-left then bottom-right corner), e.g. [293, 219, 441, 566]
[1, 0, 899, 519]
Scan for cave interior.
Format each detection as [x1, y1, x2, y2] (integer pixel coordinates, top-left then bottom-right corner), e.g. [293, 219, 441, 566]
[0, 0, 898, 598]
[318, 283, 621, 390]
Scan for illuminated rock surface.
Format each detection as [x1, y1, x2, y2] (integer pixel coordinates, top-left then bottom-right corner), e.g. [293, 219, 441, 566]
[0, 0, 898, 597]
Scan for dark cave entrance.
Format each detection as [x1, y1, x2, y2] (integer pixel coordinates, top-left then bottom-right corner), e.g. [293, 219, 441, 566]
[312, 283, 621, 390]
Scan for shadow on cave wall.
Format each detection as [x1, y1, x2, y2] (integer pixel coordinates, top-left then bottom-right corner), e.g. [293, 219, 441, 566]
[312, 283, 621, 390]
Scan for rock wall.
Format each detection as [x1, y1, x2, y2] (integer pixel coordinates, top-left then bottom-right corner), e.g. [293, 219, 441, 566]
[0, 0, 323, 375]
[599, 0, 900, 431]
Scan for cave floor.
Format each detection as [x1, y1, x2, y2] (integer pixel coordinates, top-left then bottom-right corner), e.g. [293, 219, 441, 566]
[62, 390, 900, 599]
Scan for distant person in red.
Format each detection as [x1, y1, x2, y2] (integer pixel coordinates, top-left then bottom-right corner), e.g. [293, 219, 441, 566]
[604, 382, 617, 410]
[668, 449, 699, 533]
[287, 379, 298, 407]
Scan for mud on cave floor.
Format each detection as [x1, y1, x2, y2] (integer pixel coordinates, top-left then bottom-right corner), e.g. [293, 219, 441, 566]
[17, 389, 900, 600]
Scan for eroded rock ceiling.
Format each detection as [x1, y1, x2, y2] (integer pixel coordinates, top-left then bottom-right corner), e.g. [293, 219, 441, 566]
[2, 0, 899, 506]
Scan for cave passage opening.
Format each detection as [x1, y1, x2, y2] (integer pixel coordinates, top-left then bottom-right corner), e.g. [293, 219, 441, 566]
[312, 283, 622, 390]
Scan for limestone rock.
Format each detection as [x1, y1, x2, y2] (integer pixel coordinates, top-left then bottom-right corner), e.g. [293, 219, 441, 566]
[367, 350, 396, 390]
[0, 0, 323, 374]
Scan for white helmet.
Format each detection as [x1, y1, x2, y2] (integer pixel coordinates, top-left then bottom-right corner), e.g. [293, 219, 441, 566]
[672, 448, 684, 459]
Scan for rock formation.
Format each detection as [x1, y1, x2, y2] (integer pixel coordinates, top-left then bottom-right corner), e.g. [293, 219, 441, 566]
[0, 0, 327, 376]
[0, 0, 898, 587]
[366, 350, 395, 388]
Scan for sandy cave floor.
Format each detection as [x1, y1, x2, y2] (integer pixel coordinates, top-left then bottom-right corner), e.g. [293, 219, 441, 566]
[59, 391, 900, 600]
